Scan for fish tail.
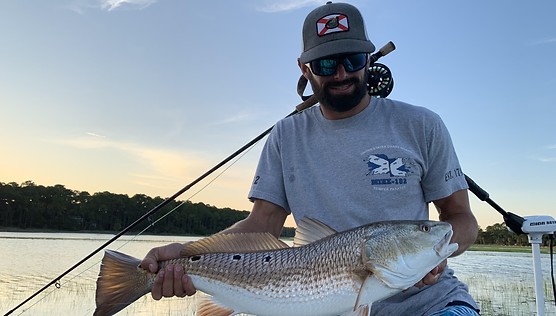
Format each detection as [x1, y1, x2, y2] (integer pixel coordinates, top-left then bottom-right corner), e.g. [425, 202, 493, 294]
[94, 249, 153, 316]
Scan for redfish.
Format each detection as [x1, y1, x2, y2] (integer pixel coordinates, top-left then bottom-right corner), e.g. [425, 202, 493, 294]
[94, 218, 457, 316]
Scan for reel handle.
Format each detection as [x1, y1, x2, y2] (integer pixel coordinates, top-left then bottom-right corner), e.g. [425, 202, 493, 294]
[370, 41, 396, 64]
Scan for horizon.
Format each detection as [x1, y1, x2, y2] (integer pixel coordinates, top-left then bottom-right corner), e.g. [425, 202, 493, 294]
[1, 1, 555, 230]
[0, 179, 533, 230]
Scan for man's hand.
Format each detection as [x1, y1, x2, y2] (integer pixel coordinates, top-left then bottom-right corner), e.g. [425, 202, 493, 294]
[138, 199, 287, 300]
[414, 259, 447, 288]
[140, 242, 197, 300]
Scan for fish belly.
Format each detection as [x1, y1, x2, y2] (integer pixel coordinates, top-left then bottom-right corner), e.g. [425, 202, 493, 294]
[191, 275, 359, 316]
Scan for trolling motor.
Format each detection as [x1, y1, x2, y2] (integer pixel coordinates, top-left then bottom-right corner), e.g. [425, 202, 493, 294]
[298, 41, 396, 100]
[465, 175, 556, 316]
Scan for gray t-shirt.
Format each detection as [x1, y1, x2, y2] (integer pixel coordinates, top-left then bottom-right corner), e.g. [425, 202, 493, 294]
[249, 97, 478, 315]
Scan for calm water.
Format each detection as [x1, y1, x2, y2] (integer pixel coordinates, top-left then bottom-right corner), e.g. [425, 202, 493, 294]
[1, 232, 555, 316]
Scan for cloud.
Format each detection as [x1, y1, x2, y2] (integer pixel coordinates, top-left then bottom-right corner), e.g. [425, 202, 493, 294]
[530, 145, 556, 163]
[55, 133, 208, 182]
[75, 134, 255, 204]
[67, 0, 157, 13]
[528, 37, 556, 46]
[100, 0, 158, 11]
[256, 0, 323, 13]
[86, 132, 106, 138]
[207, 113, 252, 126]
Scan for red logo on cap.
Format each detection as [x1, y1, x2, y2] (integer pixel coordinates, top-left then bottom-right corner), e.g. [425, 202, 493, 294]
[317, 14, 349, 36]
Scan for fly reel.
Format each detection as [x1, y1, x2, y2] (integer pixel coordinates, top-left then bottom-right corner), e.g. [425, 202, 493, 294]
[367, 62, 394, 98]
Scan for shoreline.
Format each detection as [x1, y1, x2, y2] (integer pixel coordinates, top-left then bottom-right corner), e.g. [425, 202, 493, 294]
[468, 244, 551, 254]
[1, 227, 551, 254]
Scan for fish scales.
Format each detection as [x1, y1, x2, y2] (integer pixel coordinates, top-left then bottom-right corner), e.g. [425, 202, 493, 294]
[94, 219, 457, 316]
[177, 230, 367, 301]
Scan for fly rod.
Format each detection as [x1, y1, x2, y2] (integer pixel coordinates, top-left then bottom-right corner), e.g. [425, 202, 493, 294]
[3, 96, 315, 316]
[5, 41, 396, 316]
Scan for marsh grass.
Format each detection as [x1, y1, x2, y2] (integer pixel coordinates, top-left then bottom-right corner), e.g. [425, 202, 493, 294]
[6, 274, 554, 316]
[460, 273, 555, 315]
[3, 233, 555, 316]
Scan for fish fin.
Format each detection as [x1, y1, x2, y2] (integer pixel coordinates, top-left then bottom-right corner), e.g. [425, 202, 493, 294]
[94, 250, 152, 316]
[355, 275, 399, 308]
[197, 296, 235, 316]
[181, 232, 289, 256]
[341, 304, 371, 316]
[293, 217, 338, 247]
[354, 274, 369, 308]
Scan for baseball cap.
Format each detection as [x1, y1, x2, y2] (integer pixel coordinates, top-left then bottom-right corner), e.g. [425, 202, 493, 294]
[299, 2, 375, 64]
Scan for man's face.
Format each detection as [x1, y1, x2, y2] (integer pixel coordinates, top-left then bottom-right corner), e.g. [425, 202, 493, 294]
[304, 56, 369, 113]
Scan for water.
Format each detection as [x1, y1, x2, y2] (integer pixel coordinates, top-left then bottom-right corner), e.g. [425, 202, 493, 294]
[448, 251, 556, 315]
[1, 232, 555, 316]
[0, 232, 201, 316]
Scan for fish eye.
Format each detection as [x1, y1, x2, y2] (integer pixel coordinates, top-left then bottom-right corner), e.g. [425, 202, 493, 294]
[421, 224, 431, 233]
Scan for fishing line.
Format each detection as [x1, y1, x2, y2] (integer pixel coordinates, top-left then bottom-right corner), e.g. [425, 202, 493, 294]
[6, 41, 397, 316]
[118, 140, 259, 243]
[3, 105, 311, 316]
[10, 140, 261, 316]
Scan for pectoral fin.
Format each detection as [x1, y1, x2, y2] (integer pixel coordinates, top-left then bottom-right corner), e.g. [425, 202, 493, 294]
[196, 296, 234, 316]
[354, 275, 399, 309]
[341, 304, 370, 316]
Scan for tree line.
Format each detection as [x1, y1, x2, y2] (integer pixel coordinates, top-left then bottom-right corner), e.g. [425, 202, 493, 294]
[478, 222, 555, 246]
[0, 181, 296, 237]
[0, 181, 550, 245]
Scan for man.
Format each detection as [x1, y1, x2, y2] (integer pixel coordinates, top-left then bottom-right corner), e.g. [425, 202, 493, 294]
[141, 2, 480, 315]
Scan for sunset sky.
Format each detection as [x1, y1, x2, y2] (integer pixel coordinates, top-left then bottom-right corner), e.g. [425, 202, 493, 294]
[1, 0, 555, 229]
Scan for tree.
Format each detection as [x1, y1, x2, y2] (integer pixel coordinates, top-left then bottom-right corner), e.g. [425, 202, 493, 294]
[0, 181, 253, 235]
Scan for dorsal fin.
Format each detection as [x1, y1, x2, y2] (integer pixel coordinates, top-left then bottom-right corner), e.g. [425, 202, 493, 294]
[293, 217, 338, 247]
[196, 296, 234, 316]
[180, 232, 289, 257]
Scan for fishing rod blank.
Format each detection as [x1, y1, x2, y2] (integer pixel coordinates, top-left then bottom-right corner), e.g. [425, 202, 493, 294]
[3, 97, 316, 316]
[5, 41, 396, 316]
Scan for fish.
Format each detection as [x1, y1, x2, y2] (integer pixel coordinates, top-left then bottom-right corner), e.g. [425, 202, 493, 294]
[94, 218, 458, 316]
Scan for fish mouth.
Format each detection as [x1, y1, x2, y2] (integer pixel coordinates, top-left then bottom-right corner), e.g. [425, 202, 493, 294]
[434, 230, 458, 257]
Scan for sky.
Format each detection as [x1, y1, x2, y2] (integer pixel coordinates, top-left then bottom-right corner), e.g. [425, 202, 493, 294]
[1, 0, 555, 230]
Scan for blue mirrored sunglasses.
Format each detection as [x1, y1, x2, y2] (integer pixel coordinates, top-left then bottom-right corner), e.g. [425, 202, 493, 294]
[309, 53, 368, 76]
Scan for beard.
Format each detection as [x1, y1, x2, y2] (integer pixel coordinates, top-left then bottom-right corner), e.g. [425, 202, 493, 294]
[309, 73, 368, 113]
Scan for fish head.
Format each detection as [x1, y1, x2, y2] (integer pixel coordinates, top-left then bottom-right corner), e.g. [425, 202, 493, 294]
[362, 220, 458, 290]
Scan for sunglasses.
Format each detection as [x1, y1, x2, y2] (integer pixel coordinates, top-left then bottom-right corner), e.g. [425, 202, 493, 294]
[309, 53, 368, 76]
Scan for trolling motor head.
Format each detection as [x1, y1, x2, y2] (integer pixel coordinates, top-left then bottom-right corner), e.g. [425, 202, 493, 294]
[521, 215, 556, 235]
[297, 41, 396, 101]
